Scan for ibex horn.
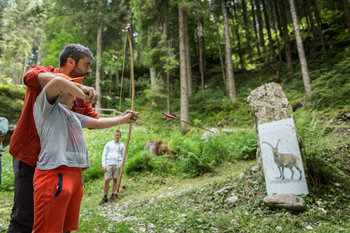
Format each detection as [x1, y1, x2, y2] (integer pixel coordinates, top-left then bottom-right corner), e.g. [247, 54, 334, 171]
[275, 139, 281, 148]
[261, 141, 275, 149]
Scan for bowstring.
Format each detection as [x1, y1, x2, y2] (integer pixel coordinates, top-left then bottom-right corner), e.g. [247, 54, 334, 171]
[119, 30, 128, 112]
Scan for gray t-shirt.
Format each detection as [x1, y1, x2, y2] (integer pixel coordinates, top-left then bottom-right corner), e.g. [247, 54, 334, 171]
[33, 87, 89, 170]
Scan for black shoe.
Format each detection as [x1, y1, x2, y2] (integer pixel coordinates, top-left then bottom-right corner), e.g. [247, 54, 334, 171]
[99, 197, 108, 205]
[109, 194, 115, 203]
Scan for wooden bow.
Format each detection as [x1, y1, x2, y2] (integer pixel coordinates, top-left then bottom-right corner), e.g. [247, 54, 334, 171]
[116, 24, 135, 196]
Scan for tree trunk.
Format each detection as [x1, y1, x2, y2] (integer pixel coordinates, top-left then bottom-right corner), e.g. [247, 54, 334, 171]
[179, 5, 190, 133]
[184, 10, 192, 99]
[13, 56, 19, 85]
[36, 40, 42, 65]
[340, 0, 350, 34]
[221, 0, 236, 102]
[150, 67, 157, 109]
[232, 1, 245, 69]
[311, 0, 326, 54]
[164, 14, 171, 114]
[271, 0, 282, 63]
[261, 0, 274, 63]
[242, 0, 253, 64]
[197, 18, 205, 96]
[22, 54, 28, 85]
[250, 0, 261, 57]
[115, 69, 119, 90]
[214, 16, 226, 87]
[279, 0, 294, 79]
[95, 16, 103, 111]
[304, 0, 318, 40]
[166, 71, 171, 114]
[255, 0, 267, 62]
[288, 0, 312, 98]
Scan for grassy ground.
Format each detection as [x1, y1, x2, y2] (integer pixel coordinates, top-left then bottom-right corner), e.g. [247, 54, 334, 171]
[2, 159, 349, 232]
[79, 163, 350, 233]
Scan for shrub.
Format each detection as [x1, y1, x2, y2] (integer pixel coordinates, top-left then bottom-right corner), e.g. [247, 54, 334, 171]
[295, 109, 350, 191]
[150, 156, 177, 176]
[0, 151, 14, 191]
[125, 151, 153, 175]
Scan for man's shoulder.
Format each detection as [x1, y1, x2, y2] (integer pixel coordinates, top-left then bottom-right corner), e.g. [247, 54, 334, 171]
[105, 140, 114, 146]
[28, 65, 57, 71]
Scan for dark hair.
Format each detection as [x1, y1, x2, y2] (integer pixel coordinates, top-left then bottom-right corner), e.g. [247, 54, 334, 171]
[115, 130, 121, 134]
[59, 44, 94, 67]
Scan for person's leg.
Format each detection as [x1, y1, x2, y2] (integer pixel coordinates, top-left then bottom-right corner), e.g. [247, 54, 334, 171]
[99, 166, 112, 205]
[7, 158, 35, 233]
[109, 166, 120, 202]
[104, 179, 110, 196]
[98, 179, 110, 205]
[34, 167, 78, 233]
[63, 168, 84, 232]
[111, 178, 117, 194]
[109, 178, 118, 202]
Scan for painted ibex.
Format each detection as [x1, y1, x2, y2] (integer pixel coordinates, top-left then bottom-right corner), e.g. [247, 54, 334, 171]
[262, 139, 302, 180]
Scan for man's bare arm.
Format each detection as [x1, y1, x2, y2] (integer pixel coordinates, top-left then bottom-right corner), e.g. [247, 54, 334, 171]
[38, 72, 99, 104]
[38, 72, 57, 89]
[45, 77, 89, 104]
[85, 111, 137, 129]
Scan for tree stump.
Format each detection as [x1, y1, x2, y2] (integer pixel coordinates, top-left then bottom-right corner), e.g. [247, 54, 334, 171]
[247, 82, 293, 165]
[146, 140, 172, 156]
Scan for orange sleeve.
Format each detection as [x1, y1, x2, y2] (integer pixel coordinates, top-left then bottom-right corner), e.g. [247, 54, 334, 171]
[83, 103, 99, 119]
[23, 65, 55, 89]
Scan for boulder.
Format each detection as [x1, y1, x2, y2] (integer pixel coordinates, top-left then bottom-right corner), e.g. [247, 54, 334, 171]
[201, 128, 220, 140]
[226, 194, 239, 203]
[263, 193, 306, 211]
[247, 82, 293, 165]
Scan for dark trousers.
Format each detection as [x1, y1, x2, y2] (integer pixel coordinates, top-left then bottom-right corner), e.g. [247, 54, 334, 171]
[7, 158, 35, 233]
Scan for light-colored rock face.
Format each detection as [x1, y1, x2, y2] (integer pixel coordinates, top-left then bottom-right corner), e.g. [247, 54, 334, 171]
[263, 193, 306, 211]
[247, 82, 293, 164]
[247, 82, 293, 126]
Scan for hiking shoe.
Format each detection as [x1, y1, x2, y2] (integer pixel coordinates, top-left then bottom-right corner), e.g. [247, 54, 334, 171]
[99, 197, 108, 205]
[109, 194, 115, 203]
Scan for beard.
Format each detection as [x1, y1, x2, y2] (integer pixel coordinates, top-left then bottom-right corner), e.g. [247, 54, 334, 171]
[69, 66, 89, 78]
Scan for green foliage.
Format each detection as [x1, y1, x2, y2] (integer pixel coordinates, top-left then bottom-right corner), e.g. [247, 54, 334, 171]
[0, 0, 47, 84]
[0, 151, 14, 191]
[295, 109, 350, 191]
[0, 84, 25, 119]
[190, 89, 253, 127]
[143, 82, 167, 107]
[309, 53, 350, 108]
[125, 151, 153, 175]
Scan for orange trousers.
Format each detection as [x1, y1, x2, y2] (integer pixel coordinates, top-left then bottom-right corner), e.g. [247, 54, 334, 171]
[33, 166, 84, 233]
